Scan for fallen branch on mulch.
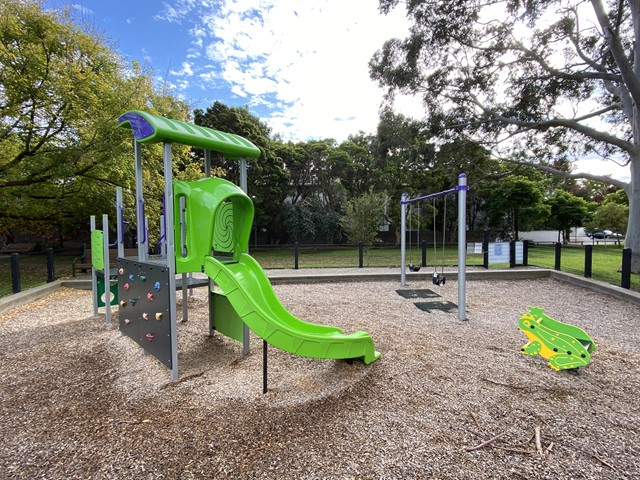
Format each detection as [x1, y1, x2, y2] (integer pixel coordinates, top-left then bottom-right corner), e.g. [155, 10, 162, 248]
[465, 431, 507, 452]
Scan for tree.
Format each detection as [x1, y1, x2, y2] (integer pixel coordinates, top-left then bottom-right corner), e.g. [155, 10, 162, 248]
[340, 191, 389, 262]
[371, 0, 640, 271]
[587, 202, 629, 235]
[194, 102, 290, 243]
[488, 175, 550, 240]
[547, 190, 591, 243]
[337, 133, 377, 199]
[0, 1, 188, 246]
[284, 197, 342, 243]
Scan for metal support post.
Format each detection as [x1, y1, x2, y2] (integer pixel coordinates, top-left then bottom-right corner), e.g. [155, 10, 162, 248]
[116, 187, 124, 258]
[400, 193, 408, 287]
[457, 174, 467, 321]
[263, 339, 268, 394]
[239, 157, 250, 355]
[102, 214, 111, 324]
[162, 142, 179, 381]
[90, 216, 98, 316]
[134, 141, 147, 260]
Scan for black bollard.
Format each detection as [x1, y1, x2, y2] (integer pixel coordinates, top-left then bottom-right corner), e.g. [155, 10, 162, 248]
[621, 248, 632, 289]
[46, 248, 55, 283]
[11, 253, 21, 294]
[482, 230, 489, 269]
[584, 245, 593, 278]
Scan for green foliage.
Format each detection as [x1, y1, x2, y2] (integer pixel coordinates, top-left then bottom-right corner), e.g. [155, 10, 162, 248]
[194, 102, 290, 243]
[284, 197, 342, 243]
[546, 190, 591, 243]
[0, 1, 189, 245]
[340, 191, 389, 248]
[602, 189, 629, 207]
[587, 202, 629, 235]
[488, 175, 550, 239]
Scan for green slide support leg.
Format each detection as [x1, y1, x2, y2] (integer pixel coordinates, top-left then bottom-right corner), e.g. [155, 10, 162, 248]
[204, 253, 381, 364]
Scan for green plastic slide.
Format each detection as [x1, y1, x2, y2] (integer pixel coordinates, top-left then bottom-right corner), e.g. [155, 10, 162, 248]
[204, 253, 381, 364]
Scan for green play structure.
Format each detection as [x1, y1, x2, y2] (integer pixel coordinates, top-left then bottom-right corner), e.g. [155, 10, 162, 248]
[91, 222, 118, 310]
[112, 110, 379, 382]
[518, 306, 596, 371]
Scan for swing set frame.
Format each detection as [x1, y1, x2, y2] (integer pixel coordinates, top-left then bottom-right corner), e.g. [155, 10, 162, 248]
[399, 173, 468, 321]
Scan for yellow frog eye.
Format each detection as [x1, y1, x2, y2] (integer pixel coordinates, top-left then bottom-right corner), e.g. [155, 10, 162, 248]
[522, 320, 531, 327]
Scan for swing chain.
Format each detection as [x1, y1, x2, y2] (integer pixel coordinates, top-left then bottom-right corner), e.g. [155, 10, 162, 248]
[433, 196, 447, 286]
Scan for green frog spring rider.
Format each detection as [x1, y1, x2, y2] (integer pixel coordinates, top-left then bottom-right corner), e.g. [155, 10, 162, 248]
[518, 306, 596, 372]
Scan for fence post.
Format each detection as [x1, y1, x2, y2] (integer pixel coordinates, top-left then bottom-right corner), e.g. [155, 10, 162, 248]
[621, 248, 632, 289]
[554, 242, 561, 271]
[483, 230, 489, 269]
[294, 242, 299, 270]
[421, 240, 427, 268]
[509, 241, 516, 268]
[46, 248, 55, 283]
[584, 245, 592, 278]
[358, 242, 364, 268]
[523, 240, 529, 266]
[11, 253, 21, 294]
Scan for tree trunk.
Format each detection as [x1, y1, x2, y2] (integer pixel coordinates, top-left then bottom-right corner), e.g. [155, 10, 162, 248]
[625, 152, 640, 273]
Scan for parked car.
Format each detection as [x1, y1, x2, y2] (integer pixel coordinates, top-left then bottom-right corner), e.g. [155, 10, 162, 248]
[587, 230, 624, 239]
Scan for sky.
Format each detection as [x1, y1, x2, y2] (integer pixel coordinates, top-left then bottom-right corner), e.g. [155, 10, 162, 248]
[45, 0, 630, 182]
[53, 0, 419, 143]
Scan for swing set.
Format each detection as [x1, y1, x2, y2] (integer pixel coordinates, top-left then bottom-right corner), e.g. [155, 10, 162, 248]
[400, 174, 468, 321]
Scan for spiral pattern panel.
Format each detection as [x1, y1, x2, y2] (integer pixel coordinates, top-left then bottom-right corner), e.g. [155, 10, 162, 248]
[214, 202, 234, 253]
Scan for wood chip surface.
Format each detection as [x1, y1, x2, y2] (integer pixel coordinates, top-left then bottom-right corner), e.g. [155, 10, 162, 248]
[0, 278, 639, 479]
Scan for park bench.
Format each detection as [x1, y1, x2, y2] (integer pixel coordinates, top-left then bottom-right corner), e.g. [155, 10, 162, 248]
[1, 243, 36, 254]
[72, 247, 138, 277]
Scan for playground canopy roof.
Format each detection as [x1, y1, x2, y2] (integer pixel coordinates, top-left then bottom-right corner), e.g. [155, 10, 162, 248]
[118, 110, 261, 159]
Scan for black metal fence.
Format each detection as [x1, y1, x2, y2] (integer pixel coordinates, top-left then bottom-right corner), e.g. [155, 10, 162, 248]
[0, 249, 75, 298]
[2, 241, 638, 298]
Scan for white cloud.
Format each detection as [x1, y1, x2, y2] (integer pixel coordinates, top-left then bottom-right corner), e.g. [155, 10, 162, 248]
[170, 62, 194, 77]
[156, 0, 415, 141]
[154, 0, 199, 23]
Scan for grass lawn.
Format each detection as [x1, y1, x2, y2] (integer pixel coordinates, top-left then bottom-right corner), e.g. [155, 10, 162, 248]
[0, 253, 76, 298]
[250, 245, 485, 269]
[2, 243, 638, 298]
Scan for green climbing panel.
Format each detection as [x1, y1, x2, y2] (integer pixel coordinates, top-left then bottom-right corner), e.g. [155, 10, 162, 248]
[91, 230, 104, 271]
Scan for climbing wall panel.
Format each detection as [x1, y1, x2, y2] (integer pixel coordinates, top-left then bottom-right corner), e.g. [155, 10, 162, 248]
[117, 258, 173, 369]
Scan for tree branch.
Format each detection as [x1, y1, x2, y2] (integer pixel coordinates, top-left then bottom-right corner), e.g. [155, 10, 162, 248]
[591, 0, 640, 107]
[494, 154, 629, 191]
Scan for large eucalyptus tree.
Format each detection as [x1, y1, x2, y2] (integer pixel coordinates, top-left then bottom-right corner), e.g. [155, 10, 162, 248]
[371, 0, 640, 271]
